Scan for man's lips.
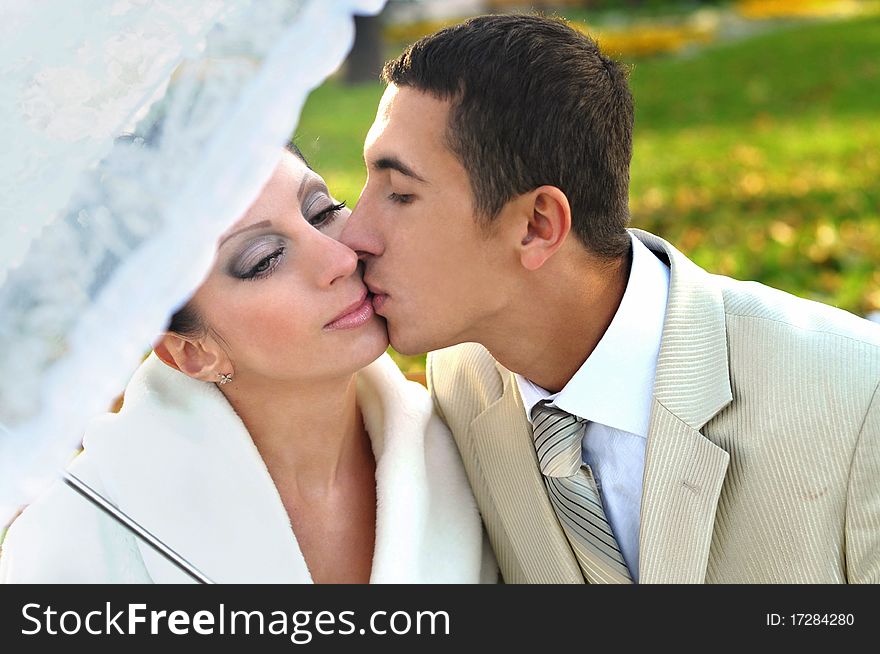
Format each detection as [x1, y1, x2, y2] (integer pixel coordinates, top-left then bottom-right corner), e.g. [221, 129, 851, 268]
[364, 278, 388, 313]
[324, 289, 374, 330]
[371, 292, 389, 313]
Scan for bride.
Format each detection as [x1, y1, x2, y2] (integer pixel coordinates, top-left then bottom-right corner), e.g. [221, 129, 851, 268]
[0, 143, 496, 583]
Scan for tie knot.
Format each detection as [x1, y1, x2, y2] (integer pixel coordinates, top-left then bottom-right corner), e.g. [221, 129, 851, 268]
[530, 401, 586, 477]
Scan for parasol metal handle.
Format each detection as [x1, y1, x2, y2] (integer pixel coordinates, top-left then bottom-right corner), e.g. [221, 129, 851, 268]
[63, 471, 214, 584]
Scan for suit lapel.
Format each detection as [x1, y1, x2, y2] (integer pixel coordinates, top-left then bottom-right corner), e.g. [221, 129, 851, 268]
[468, 366, 584, 584]
[638, 402, 729, 583]
[632, 229, 733, 583]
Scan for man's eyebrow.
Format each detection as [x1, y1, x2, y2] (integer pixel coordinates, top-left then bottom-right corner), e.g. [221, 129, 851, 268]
[219, 220, 272, 248]
[371, 156, 429, 184]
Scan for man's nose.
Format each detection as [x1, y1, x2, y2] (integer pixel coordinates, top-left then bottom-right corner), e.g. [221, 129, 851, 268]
[339, 199, 384, 258]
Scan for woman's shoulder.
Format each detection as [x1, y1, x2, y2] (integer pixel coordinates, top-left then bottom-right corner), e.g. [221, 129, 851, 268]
[0, 456, 149, 583]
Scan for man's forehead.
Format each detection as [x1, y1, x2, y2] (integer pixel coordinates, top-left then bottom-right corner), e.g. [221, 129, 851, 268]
[376, 83, 399, 118]
[364, 86, 470, 189]
[369, 86, 449, 154]
[379, 86, 450, 131]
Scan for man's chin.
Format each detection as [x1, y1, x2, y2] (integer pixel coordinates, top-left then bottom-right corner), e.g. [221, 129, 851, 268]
[387, 326, 432, 357]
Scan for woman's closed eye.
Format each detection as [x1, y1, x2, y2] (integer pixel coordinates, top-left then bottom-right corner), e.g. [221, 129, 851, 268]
[243, 248, 284, 280]
[231, 238, 286, 281]
[308, 201, 347, 229]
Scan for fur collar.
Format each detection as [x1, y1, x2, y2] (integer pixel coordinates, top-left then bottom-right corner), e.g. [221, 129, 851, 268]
[81, 352, 486, 583]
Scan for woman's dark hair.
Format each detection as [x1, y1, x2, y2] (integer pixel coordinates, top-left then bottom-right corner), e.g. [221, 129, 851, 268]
[166, 140, 309, 336]
[167, 302, 205, 338]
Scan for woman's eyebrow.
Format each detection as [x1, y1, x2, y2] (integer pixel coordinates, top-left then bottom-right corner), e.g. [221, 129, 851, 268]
[218, 220, 273, 248]
[219, 171, 327, 248]
[298, 171, 329, 201]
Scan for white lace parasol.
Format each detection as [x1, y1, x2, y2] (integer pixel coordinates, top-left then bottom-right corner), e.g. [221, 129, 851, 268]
[0, 0, 386, 525]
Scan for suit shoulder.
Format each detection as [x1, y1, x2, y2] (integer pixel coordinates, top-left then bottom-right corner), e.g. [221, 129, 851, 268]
[428, 343, 504, 395]
[427, 343, 506, 425]
[716, 276, 880, 415]
[717, 275, 880, 351]
[429, 341, 498, 368]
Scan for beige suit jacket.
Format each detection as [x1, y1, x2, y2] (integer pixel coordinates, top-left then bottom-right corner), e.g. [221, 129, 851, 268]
[427, 229, 880, 583]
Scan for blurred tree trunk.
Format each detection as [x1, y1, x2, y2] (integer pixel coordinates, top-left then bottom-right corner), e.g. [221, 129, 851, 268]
[343, 15, 384, 85]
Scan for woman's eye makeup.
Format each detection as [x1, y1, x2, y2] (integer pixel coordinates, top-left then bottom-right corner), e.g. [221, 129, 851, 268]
[229, 237, 286, 281]
[224, 191, 344, 280]
[308, 200, 346, 229]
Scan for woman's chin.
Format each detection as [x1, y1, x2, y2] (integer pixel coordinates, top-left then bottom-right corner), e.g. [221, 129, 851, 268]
[341, 315, 390, 370]
[365, 318, 392, 358]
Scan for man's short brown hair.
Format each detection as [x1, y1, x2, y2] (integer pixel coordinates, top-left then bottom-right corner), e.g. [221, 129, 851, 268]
[383, 14, 634, 258]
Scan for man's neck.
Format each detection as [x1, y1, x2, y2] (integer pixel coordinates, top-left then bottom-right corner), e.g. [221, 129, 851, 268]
[481, 247, 632, 393]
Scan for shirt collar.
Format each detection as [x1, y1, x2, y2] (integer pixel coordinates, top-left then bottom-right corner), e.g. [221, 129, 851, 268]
[515, 233, 670, 438]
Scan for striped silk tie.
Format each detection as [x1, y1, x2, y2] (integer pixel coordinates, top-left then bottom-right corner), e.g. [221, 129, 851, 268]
[531, 401, 633, 584]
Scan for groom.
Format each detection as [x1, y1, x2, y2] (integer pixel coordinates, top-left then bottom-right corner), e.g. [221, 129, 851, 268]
[340, 14, 880, 583]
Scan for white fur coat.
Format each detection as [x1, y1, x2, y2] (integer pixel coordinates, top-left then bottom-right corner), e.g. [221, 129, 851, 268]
[0, 353, 497, 583]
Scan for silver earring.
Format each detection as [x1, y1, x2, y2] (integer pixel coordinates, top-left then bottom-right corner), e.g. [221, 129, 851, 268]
[217, 372, 233, 385]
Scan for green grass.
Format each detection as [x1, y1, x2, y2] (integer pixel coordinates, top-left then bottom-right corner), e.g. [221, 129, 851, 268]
[296, 15, 880, 369]
[296, 82, 385, 205]
[628, 16, 880, 313]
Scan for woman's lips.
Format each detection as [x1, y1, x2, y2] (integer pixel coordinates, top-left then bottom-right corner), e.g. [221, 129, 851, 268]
[325, 291, 374, 330]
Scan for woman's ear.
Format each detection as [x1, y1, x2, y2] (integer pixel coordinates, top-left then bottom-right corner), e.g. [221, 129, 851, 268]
[153, 332, 231, 383]
[517, 185, 572, 271]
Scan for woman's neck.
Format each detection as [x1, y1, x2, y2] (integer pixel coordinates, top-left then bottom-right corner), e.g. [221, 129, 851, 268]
[218, 373, 371, 498]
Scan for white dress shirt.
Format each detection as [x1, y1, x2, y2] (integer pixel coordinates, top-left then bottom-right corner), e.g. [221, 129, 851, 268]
[515, 233, 670, 582]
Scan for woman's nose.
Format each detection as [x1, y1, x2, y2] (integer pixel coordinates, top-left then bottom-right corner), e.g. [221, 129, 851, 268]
[316, 230, 359, 287]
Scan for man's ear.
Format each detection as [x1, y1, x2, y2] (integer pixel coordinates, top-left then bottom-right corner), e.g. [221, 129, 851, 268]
[153, 332, 231, 383]
[516, 185, 572, 271]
